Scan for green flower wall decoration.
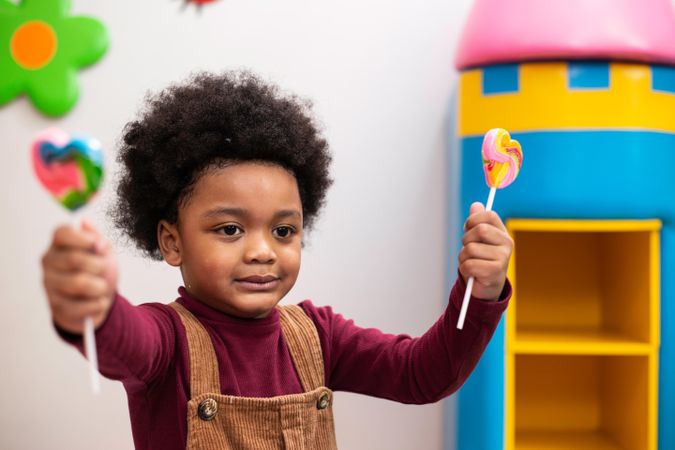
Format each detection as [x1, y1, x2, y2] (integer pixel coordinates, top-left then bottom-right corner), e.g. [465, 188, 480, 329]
[0, 0, 108, 116]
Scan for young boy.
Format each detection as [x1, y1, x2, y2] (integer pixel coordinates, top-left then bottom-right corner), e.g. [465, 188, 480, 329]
[42, 71, 512, 449]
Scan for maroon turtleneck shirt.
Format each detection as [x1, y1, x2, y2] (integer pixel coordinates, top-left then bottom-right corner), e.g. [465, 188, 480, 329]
[57, 276, 510, 450]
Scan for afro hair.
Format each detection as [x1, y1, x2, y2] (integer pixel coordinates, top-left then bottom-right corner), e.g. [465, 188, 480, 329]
[111, 71, 332, 260]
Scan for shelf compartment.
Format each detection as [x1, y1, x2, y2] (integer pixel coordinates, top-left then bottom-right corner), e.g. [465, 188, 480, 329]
[513, 328, 654, 355]
[513, 354, 653, 450]
[507, 220, 660, 347]
[516, 430, 622, 450]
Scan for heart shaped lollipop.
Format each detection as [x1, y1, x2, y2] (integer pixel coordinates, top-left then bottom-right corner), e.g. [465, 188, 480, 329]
[482, 128, 522, 189]
[458, 128, 523, 330]
[32, 128, 103, 211]
[31, 127, 105, 394]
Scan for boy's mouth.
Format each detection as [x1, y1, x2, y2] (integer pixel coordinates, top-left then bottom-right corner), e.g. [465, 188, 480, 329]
[235, 275, 280, 291]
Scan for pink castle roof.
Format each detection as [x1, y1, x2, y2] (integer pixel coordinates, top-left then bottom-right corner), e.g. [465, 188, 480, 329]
[455, 0, 675, 69]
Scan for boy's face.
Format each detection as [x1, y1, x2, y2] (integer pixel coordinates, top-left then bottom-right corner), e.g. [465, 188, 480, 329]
[160, 162, 303, 318]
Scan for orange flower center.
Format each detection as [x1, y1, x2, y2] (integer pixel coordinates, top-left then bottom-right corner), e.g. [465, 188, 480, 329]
[10, 20, 58, 70]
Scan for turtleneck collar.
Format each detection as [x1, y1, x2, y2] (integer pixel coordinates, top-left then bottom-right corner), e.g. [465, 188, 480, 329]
[176, 286, 280, 329]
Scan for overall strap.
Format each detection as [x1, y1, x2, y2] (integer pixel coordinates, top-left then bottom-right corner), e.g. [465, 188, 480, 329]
[278, 304, 326, 392]
[169, 302, 221, 398]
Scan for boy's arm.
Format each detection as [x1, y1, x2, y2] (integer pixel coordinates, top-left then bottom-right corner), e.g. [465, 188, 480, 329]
[43, 222, 174, 389]
[302, 276, 509, 404]
[54, 294, 175, 389]
[306, 202, 512, 403]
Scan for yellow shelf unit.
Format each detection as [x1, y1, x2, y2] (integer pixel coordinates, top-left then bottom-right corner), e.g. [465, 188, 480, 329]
[505, 219, 660, 450]
[516, 430, 631, 450]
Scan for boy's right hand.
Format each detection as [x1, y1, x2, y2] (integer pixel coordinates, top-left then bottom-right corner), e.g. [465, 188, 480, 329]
[42, 220, 118, 335]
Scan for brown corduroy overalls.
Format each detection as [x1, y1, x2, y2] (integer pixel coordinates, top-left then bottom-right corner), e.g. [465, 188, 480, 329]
[170, 302, 339, 450]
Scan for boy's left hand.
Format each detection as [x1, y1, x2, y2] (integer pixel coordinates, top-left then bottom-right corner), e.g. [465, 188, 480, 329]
[459, 202, 513, 301]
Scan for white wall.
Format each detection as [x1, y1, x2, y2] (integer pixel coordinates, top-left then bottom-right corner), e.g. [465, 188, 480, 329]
[0, 0, 472, 448]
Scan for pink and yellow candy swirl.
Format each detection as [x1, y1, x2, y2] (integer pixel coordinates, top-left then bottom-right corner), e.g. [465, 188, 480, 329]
[481, 128, 523, 189]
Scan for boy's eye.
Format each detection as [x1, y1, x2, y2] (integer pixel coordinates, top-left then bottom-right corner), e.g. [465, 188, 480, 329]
[219, 225, 243, 236]
[273, 226, 294, 238]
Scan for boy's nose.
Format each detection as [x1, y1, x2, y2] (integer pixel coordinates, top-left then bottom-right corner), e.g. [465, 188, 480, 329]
[243, 234, 276, 264]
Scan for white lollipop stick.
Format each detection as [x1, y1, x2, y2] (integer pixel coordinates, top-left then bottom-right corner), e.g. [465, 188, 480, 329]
[84, 316, 101, 394]
[73, 216, 101, 394]
[457, 187, 496, 330]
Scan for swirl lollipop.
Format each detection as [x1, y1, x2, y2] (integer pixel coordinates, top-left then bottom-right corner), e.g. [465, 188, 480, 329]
[32, 127, 104, 393]
[32, 128, 103, 210]
[457, 128, 523, 329]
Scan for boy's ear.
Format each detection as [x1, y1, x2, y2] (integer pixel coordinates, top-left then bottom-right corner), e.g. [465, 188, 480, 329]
[157, 220, 181, 267]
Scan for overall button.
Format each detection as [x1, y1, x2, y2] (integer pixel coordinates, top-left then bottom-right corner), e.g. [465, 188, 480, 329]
[317, 393, 330, 410]
[198, 398, 218, 421]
